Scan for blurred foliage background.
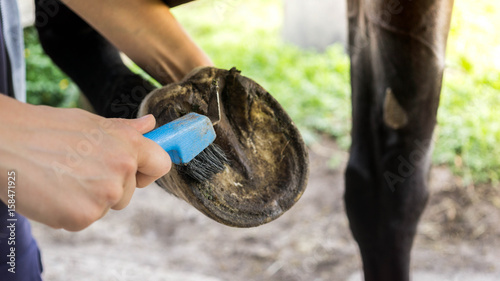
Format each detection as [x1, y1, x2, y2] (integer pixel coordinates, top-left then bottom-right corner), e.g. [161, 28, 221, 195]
[25, 0, 499, 185]
[24, 28, 80, 107]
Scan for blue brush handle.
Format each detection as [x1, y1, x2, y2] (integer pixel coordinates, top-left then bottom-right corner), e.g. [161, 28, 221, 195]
[143, 113, 216, 165]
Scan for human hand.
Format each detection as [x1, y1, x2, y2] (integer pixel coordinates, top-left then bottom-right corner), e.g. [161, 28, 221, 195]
[0, 95, 171, 231]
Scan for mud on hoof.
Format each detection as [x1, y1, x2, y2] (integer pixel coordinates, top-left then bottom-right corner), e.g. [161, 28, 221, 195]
[138, 67, 309, 227]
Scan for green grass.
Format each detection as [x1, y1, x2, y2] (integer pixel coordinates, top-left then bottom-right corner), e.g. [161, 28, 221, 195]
[24, 27, 79, 107]
[24, 0, 500, 185]
[435, 0, 500, 184]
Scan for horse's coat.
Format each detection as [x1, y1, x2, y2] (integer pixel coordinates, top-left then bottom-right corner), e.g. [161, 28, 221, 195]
[345, 1, 453, 280]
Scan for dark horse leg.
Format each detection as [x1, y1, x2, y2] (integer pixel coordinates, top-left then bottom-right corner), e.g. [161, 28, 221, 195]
[345, 0, 453, 280]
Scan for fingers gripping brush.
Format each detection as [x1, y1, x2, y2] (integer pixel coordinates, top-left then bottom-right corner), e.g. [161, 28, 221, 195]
[143, 81, 228, 182]
[144, 113, 227, 182]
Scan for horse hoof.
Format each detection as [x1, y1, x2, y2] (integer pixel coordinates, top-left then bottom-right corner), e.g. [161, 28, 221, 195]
[138, 67, 309, 227]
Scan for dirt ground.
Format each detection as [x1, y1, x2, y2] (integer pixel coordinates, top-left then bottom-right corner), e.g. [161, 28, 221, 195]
[31, 138, 500, 281]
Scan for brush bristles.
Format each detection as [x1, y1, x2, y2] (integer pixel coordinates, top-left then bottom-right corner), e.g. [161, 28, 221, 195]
[176, 143, 229, 182]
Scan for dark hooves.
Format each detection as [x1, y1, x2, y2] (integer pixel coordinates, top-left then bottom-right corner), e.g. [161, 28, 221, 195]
[138, 67, 309, 227]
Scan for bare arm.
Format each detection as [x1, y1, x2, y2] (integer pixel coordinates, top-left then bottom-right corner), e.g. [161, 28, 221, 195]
[0, 94, 171, 231]
[61, 0, 213, 84]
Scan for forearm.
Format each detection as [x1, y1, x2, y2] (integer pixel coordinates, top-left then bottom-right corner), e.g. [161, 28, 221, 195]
[0, 95, 26, 204]
[61, 0, 212, 84]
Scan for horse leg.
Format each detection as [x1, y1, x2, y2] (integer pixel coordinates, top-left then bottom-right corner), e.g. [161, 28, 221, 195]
[344, 0, 454, 280]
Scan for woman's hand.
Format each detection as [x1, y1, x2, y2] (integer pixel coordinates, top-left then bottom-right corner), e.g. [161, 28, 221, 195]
[0, 95, 171, 231]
